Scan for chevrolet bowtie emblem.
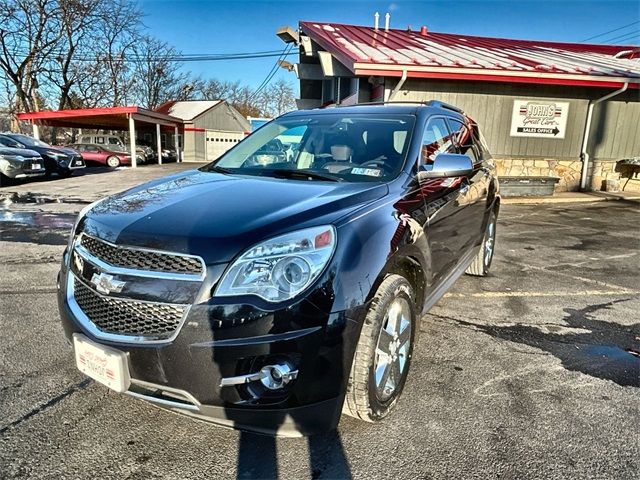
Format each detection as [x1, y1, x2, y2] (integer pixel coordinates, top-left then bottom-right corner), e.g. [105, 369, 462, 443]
[90, 272, 126, 295]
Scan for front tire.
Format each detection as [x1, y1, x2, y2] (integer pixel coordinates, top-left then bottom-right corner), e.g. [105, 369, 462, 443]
[58, 168, 73, 178]
[344, 274, 417, 422]
[0, 172, 12, 187]
[466, 208, 497, 276]
[106, 156, 120, 168]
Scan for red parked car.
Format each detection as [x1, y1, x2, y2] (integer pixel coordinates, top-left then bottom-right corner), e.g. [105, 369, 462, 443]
[71, 144, 132, 168]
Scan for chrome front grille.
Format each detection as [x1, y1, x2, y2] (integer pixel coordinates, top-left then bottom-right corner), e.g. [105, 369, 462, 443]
[80, 234, 204, 276]
[73, 277, 187, 339]
[69, 233, 205, 343]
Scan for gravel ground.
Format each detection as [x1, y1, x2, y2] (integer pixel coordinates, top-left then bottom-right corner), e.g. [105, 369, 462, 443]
[0, 166, 638, 479]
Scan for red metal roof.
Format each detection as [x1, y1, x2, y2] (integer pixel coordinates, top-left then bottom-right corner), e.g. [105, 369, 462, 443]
[300, 22, 640, 88]
[17, 106, 182, 129]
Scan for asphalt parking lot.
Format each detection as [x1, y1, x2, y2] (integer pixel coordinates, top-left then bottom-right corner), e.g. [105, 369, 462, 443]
[0, 166, 638, 479]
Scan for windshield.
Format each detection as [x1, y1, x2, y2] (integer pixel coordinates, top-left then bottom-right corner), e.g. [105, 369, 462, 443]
[204, 113, 415, 182]
[8, 134, 51, 148]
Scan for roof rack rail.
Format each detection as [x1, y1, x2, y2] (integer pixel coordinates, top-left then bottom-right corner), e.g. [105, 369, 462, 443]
[326, 101, 425, 108]
[424, 100, 464, 113]
[322, 100, 464, 113]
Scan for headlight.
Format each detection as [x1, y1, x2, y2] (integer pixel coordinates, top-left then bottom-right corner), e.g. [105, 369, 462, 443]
[46, 150, 68, 159]
[215, 225, 336, 302]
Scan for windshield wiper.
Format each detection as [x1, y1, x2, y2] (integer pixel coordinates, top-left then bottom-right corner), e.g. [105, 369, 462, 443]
[206, 165, 234, 174]
[269, 169, 343, 182]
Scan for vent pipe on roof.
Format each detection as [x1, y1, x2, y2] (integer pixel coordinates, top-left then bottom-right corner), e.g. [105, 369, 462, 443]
[385, 12, 390, 31]
[420, 26, 428, 36]
[374, 12, 379, 30]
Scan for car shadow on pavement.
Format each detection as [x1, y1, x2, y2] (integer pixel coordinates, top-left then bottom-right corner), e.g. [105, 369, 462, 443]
[455, 299, 640, 387]
[236, 429, 352, 479]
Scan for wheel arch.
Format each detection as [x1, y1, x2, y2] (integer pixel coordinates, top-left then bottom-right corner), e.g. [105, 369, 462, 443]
[367, 255, 429, 314]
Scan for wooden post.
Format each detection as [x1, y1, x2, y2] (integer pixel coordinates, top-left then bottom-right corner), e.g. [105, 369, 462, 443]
[156, 123, 162, 165]
[129, 115, 137, 168]
[32, 123, 40, 140]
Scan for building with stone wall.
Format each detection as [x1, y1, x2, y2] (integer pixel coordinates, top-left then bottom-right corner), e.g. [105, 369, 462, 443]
[277, 21, 640, 192]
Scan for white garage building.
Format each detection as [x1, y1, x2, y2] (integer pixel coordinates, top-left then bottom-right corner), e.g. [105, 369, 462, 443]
[156, 100, 251, 162]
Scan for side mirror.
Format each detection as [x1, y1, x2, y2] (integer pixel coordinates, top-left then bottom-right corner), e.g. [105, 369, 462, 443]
[419, 153, 473, 178]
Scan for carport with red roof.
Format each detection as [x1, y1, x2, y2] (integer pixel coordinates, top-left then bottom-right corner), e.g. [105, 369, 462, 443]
[17, 106, 184, 168]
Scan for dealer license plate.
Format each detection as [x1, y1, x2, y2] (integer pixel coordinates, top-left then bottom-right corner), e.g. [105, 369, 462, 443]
[73, 333, 130, 393]
[31, 163, 42, 170]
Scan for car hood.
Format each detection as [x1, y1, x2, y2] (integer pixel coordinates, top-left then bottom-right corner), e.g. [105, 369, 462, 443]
[0, 147, 41, 158]
[82, 169, 388, 263]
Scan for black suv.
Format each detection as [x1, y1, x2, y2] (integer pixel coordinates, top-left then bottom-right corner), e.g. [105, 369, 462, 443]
[58, 102, 499, 436]
[0, 133, 85, 177]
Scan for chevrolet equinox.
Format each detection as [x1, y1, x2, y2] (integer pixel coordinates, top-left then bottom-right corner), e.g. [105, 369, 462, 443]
[58, 102, 500, 436]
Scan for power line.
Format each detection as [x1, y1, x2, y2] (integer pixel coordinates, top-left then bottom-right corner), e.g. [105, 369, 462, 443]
[581, 20, 639, 42]
[601, 30, 640, 45]
[5, 49, 298, 63]
[248, 43, 294, 100]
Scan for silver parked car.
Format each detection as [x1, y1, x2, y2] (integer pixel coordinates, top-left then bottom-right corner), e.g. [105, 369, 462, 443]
[0, 146, 46, 186]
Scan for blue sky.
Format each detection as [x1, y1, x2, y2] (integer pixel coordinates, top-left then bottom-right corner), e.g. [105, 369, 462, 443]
[139, 0, 640, 88]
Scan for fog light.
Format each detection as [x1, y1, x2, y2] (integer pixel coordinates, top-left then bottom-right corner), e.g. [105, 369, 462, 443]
[219, 362, 298, 389]
[259, 363, 297, 390]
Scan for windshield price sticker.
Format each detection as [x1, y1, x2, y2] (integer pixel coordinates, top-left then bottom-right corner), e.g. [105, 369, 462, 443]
[510, 100, 569, 139]
[351, 167, 382, 177]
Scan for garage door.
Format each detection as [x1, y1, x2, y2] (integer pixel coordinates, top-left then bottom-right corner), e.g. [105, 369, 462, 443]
[206, 131, 245, 161]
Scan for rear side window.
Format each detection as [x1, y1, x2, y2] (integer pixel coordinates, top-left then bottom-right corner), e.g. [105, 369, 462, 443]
[447, 118, 479, 164]
[420, 117, 455, 165]
[95, 137, 104, 144]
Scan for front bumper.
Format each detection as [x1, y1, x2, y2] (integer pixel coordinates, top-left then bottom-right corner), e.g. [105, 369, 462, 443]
[42, 154, 85, 172]
[57, 261, 364, 436]
[0, 160, 46, 179]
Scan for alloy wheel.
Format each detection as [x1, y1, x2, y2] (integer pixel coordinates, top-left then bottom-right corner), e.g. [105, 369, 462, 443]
[484, 214, 496, 268]
[374, 296, 412, 402]
[106, 156, 120, 168]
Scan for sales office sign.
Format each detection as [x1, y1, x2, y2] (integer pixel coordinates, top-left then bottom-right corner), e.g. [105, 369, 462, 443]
[510, 100, 570, 139]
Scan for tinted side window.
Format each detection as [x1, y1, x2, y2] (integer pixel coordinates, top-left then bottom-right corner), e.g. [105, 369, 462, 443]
[0, 136, 21, 148]
[420, 117, 455, 165]
[447, 118, 478, 164]
[95, 137, 105, 144]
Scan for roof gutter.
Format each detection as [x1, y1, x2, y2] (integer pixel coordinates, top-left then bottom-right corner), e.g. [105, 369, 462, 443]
[579, 82, 629, 191]
[387, 69, 408, 101]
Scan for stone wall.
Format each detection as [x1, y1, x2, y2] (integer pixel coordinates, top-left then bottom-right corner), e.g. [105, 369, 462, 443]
[589, 159, 640, 192]
[494, 157, 640, 193]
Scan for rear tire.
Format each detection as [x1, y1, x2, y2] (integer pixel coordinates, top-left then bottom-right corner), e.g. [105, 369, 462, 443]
[106, 156, 120, 168]
[466, 208, 497, 277]
[344, 274, 417, 422]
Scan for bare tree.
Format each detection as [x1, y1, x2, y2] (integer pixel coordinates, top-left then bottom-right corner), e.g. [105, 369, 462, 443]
[0, 0, 64, 117]
[130, 36, 191, 109]
[265, 78, 296, 116]
[91, 0, 141, 106]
